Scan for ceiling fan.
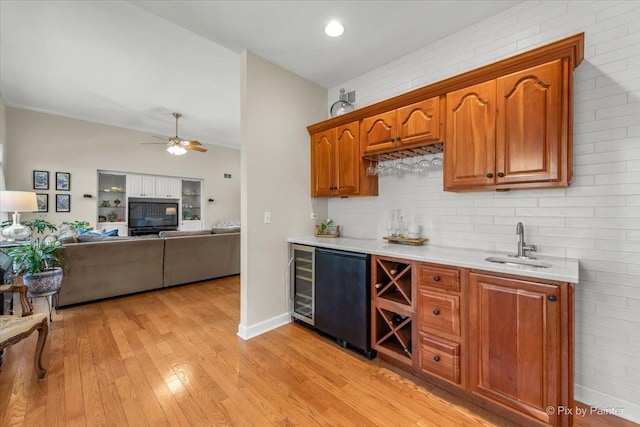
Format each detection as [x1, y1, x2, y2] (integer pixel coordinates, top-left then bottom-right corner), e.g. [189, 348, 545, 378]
[144, 112, 208, 155]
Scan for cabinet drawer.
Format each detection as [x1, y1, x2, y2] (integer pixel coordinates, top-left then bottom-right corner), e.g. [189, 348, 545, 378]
[419, 264, 460, 292]
[419, 334, 460, 384]
[418, 289, 460, 337]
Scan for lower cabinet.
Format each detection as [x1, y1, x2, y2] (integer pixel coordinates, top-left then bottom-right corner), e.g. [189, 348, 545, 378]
[371, 258, 574, 427]
[179, 220, 203, 231]
[468, 272, 573, 426]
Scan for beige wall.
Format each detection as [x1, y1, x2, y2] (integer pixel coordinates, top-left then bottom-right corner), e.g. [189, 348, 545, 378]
[5, 108, 240, 227]
[0, 96, 6, 157]
[239, 51, 327, 336]
[0, 96, 7, 221]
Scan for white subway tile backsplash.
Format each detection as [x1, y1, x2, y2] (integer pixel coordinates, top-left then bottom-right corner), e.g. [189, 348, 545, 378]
[595, 171, 640, 185]
[574, 92, 627, 113]
[516, 207, 594, 217]
[326, 1, 640, 410]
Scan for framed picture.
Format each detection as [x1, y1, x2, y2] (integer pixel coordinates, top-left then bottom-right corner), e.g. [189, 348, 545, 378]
[36, 193, 49, 212]
[55, 194, 70, 212]
[33, 170, 49, 190]
[56, 172, 71, 191]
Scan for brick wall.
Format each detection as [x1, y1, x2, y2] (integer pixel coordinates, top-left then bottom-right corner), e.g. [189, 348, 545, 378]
[327, 1, 640, 421]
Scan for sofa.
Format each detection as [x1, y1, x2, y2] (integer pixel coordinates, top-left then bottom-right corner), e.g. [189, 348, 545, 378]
[57, 231, 240, 306]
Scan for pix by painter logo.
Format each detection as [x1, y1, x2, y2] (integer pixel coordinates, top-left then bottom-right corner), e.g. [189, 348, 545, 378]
[547, 405, 625, 417]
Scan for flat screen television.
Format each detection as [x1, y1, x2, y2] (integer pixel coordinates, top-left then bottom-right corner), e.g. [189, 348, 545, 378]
[128, 201, 179, 233]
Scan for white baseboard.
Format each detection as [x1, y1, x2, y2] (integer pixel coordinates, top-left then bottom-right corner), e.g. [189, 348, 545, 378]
[575, 384, 640, 424]
[237, 312, 290, 340]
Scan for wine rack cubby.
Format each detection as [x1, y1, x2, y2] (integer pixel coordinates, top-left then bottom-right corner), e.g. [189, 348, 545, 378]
[374, 259, 412, 305]
[371, 256, 415, 366]
[374, 307, 413, 361]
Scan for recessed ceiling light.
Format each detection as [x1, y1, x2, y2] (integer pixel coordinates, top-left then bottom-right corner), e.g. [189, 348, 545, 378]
[324, 20, 345, 38]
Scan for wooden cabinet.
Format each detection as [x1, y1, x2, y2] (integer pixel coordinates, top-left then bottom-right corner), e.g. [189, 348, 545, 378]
[496, 60, 563, 185]
[371, 256, 415, 367]
[444, 60, 570, 191]
[362, 97, 441, 155]
[417, 263, 464, 386]
[311, 121, 377, 197]
[468, 272, 574, 426]
[370, 255, 575, 426]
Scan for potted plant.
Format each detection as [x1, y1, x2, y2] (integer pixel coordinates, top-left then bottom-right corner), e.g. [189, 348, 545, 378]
[6, 235, 66, 295]
[1, 217, 57, 238]
[315, 218, 340, 237]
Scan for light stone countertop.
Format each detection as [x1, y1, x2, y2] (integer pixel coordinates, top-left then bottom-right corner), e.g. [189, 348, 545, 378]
[287, 236, 579, 283]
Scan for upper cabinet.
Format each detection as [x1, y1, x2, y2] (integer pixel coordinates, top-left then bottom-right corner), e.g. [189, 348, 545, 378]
[128, 174, 181, 198]
[362, 97, 442, 155]
[444, 81, 497, 189]
[307, 33, 583, 195]
[127, 174, 155, 198]
[445, 60, 569, 191]
[311, 121, 377, 197]
[155, 177, 181, 199]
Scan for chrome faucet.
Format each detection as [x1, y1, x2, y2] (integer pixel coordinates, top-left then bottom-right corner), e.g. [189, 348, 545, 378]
[511, 222, 537, 259]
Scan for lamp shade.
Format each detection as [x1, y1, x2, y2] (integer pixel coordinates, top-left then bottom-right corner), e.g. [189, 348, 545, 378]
[0, 191, 38, 212]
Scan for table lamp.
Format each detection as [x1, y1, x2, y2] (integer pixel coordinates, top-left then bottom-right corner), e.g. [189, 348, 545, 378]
[0, 191, 38, 241]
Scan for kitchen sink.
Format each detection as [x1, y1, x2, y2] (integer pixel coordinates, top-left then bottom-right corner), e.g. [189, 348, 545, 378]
[484, 256, 552, 268]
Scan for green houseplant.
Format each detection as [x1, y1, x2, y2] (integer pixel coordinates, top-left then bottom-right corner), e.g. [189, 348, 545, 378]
[6, 236, 65, 295]
[1, 217, 57, 237]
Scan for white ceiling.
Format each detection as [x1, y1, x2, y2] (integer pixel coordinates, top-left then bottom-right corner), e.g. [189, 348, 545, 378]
[0, 0, 521, 149]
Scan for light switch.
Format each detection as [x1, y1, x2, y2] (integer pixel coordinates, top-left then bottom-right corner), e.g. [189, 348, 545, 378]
[264, 211, 271, 224]
[310, 213, 318, 220]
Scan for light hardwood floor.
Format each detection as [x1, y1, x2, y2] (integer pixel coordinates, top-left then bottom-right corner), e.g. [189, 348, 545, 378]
[0, 276, 636, 426]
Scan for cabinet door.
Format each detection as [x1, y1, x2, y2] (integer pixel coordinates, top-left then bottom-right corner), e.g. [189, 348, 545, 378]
[469, 273, 560, 425]
[444, 80, 496, 190]
[335, 122, 360, 195]
[155, 177, 181, 198]
[361, 110, 397, 154]
[311, 129, 336, 197]
[126, 174, 144, 197]
[141, 175, 156, 197]
[155, 177, 169, 198]
[168, 178, 181, 199]
[496, 60, 562, 184]
[397, 98, 440, 147]
[180, 220, 202, 231]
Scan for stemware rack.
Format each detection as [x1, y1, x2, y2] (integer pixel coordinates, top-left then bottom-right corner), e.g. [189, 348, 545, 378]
[371, 256, 416, 365]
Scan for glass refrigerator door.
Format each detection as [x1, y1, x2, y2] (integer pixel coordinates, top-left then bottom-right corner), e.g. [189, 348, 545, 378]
[291, 245, 314, 325]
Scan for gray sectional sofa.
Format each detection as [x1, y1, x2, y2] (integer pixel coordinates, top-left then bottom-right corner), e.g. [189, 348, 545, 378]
[58, 231, 240, 306]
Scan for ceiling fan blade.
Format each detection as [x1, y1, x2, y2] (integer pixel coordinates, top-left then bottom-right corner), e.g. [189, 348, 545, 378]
[141, 142, 171, 145]
[153, 135, 169, 141]
[187, 146, 208, 153]
[185, 140, 202, 146]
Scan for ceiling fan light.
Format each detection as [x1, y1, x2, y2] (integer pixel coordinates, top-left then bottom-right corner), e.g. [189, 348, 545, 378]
[167, 145, 187, 155]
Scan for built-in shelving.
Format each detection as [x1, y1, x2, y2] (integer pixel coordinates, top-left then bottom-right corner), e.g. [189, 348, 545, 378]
[372, 256, 415, 366]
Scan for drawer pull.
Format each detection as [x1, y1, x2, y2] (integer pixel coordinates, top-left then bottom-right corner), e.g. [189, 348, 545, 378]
[433, 276, 440, 282]
[433, 309, 440, 316]
[433, 355, 440, 362]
